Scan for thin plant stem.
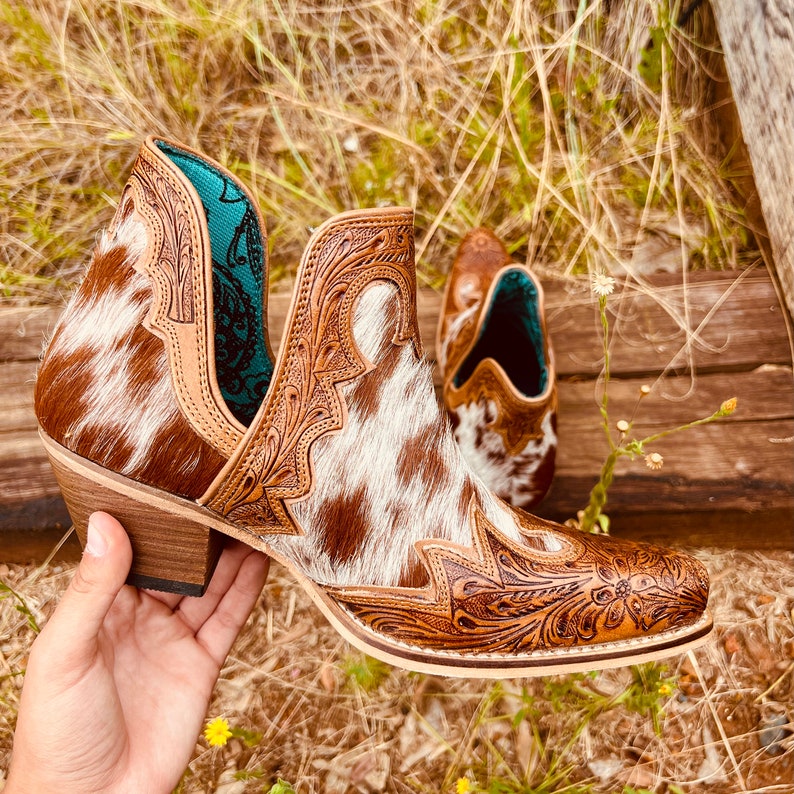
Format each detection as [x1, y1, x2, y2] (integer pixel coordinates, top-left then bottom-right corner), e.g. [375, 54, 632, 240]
[580, 403, 735, 534]
[580, 284, 736, 534]
[598, 294, 614, 451]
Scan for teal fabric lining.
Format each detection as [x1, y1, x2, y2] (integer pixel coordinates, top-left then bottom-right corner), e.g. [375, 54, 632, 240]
[454, 268, 548, 398]
[158, 141, 273, 425]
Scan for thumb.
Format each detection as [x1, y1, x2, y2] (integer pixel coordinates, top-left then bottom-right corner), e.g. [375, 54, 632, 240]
[43, 512, 133, 653]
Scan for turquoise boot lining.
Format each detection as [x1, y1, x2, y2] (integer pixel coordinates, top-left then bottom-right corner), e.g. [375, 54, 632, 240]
[454, 268, 548, 398]
[158, 141, 273, 426]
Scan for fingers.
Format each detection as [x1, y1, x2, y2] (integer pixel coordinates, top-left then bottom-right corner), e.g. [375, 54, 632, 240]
[174, 540, 261, 630]
[40, 512, 133, 666]
[194, 548, 270, 667]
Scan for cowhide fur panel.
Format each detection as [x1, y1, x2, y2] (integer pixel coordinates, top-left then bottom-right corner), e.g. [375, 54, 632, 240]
[268, 281, 563, 589]
[35, 217, 227, 499]
[452, 402, 557, 510]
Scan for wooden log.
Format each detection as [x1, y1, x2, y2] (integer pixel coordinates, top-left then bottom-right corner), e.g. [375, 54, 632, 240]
[0, 267, 791, 561]
[0, 306, 58, 363]
[711, 0, 794, 320]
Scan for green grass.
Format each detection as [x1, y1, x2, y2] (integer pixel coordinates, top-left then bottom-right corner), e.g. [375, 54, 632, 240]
[0, 0, 760, 303]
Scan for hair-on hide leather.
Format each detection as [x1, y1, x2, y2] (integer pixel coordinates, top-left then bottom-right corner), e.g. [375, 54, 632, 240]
[35, 216, 227, 499]
[268, 282, 563, 589]
[452, 401, 557, 510]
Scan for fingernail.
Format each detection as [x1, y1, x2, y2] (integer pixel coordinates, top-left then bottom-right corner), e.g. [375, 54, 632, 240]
[85, 516, 109, 557]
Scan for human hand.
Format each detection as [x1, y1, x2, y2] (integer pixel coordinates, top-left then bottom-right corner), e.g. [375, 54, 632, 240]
[5, 512, 269, 794]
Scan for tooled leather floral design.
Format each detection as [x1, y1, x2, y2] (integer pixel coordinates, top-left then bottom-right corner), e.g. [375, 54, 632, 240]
[446, 360, 558, 455]
[129, 152, 197, 324]
[326, 507, 709, 655]
[204, 210, 419, 533]
[124, 143, 245, 458]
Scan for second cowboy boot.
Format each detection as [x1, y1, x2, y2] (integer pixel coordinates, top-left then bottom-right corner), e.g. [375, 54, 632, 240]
[438, 228, 557, 509]
[36, 137, 711, 678]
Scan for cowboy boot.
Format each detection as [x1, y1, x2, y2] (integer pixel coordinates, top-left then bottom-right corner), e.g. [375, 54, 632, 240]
[36, 137, 711, 677]
[438, 228, 557, 510]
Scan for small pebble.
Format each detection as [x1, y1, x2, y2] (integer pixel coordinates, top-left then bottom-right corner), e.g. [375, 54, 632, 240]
[759, 713, 791, 756]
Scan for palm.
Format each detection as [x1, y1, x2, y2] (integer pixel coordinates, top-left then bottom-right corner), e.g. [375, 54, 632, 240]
[10, 536, 268, 794]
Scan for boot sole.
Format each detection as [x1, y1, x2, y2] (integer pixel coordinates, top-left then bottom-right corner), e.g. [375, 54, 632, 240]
[41, 429, 713, 678]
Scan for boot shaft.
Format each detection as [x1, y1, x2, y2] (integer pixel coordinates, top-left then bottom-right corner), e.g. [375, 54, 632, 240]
[35, 138, 273, 498]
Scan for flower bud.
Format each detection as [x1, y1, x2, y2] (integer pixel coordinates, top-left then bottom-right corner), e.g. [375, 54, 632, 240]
[717, 397, 737, 416]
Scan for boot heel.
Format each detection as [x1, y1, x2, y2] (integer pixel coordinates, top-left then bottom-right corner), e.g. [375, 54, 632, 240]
[41, 431, 223, 596]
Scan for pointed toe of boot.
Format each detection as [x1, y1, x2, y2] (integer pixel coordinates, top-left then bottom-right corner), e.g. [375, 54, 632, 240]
[562, 528, 710, 642]
[321, 510, 711, 677]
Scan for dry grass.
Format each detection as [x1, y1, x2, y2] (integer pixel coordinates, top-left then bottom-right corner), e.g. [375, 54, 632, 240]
[1, 544, 793, 793]
[0, 0, 760, 304]
[1, 1, 788, 792]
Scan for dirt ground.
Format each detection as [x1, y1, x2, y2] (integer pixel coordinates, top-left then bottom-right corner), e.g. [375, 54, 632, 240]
[1, 543, 792, 793]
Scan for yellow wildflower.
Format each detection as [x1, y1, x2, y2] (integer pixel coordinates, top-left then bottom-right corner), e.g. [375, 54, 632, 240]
[657, 682, 674, 697]
[718, 397, 737, 416]
[203, 717, 233, 747]
[645, 452, 664, 471]
[456, 778, 472, 794]
[616, 419, 630, 433]
[639, 385, 651, 396]
[591, 272, 616, 297]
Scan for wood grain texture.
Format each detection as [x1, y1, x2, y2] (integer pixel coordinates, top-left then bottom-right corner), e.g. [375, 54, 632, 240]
[1, 267, 792, 561]
[0, 306, 58, 362]
[712, 0, 794, 320]
[46, 438, 223, 595]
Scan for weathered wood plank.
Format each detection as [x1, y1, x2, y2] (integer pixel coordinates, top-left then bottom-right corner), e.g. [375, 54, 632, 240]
[557, 366, 794, 428]
[1, 266, 791, 559]
[542, 365, 794, 535]
[0, 361, 38, 433]
[0, 306, 59, 362]
[711, 0, 794, 320]
[546, 270, 792, 377]
[543, 420, 794, 512]
[0, 430, 65, 507]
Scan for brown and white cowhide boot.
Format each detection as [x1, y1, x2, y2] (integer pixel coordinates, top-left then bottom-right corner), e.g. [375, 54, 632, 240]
[437, 228, 558, 510]
[36, 140, 711, 677]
